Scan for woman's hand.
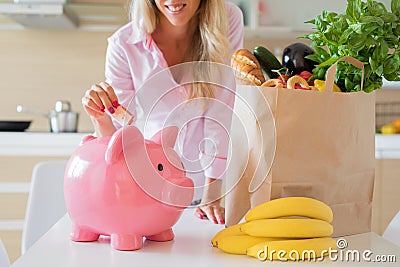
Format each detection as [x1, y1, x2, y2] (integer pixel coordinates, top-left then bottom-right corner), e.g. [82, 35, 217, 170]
[82, 81, 119, 137]
[82, 81, 119, 119]
[194, 178, 225, 224]
[194, 200, 225, 224]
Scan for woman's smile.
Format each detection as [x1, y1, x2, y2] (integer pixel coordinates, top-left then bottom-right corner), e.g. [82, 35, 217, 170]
[164, 3, 186, 14]
[156, 0, 200, 26]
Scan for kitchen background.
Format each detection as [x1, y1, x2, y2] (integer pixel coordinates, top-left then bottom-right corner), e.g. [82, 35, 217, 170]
[0, 0, 400, 263]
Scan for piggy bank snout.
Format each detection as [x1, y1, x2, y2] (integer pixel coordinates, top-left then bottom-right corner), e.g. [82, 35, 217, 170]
[161, 176, 194, 208]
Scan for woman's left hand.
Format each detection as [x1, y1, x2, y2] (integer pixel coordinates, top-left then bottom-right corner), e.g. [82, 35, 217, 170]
[194, 200, 225, 224]
[194, 178, 225, 224]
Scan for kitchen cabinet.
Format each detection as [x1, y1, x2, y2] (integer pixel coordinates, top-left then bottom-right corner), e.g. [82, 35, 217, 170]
[70, 0, 124, 3]
[0, 132, 87, 263]
[0, 0, 128, 30]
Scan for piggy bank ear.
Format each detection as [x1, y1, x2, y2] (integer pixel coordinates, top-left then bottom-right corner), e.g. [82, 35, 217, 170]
[105, 126, 144, 164]
[150, 126, 178, 148]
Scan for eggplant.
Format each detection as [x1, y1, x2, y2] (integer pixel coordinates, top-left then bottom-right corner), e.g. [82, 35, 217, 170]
[282, 43, 317, 75]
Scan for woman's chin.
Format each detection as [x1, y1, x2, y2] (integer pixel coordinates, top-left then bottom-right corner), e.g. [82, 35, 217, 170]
[166, 17, 192, 27]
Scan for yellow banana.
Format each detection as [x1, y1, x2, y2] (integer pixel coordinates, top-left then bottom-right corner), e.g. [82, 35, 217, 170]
[241, 218, 333, 238]
[216, 235, 284, 255]
[247, 237, 337, 261]
[211, 223, 246, 247]
[245, 197, 333, 223]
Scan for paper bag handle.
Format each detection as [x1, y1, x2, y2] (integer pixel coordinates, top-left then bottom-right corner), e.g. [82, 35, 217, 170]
[325, 56, 364, 92]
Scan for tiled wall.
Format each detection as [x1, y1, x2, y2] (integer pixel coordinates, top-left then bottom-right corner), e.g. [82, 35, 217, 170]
[0, 29, 109, 133]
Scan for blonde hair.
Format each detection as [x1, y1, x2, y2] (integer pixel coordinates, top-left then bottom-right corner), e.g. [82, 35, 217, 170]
[130, 0, 231, 100]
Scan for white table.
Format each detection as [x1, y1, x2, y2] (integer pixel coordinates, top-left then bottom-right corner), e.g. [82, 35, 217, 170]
[11, 209, 400, 267]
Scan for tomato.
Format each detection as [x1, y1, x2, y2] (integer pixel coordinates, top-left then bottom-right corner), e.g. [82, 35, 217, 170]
[278, 74, 290, 83]
[299, 71, 313, 80]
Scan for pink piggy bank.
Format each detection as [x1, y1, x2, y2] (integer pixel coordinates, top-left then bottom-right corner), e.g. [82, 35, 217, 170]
[64, 125, 194, 250]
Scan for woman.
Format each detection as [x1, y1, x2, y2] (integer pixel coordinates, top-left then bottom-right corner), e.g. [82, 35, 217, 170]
[82, 0, 244, 224]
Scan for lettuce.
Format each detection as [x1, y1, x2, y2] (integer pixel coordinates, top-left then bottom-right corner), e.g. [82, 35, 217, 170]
[300, 0, 400, 92]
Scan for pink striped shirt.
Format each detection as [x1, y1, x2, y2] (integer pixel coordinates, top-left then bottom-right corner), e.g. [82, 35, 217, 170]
[105, 2, 244, 199]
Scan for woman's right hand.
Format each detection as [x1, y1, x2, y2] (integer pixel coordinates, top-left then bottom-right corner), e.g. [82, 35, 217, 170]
[82, 81, 120, 121]
[82, 82, 120, 137]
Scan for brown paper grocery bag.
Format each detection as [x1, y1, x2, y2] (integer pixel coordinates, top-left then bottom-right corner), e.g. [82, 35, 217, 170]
[225, 56, 375, 237]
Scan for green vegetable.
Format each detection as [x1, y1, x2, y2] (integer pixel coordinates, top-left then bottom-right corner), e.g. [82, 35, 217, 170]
[300, 0, 400, 92]
[253, 46, 283, 79]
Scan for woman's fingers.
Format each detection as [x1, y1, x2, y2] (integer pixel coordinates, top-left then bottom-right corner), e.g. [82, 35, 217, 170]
[84, 85, 104, 112]
[194, 207, 207, 220]
[92, 83, 114, 114]
[82, 97, 101, 114]
[194, 204, 225, 224]
[83, 82, 119, 115]
[99, 82, 119, 108]
[213, 206, 225, 224]
[202, 205, 217, 224]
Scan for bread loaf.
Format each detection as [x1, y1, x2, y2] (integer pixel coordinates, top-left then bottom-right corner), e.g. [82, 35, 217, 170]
[231, 49, 265, 86]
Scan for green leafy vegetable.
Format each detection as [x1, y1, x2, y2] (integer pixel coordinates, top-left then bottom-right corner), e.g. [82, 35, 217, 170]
[300, 0, 400, 92]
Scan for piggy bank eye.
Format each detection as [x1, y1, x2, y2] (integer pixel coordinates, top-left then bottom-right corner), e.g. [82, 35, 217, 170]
[157, 163, 163, 171]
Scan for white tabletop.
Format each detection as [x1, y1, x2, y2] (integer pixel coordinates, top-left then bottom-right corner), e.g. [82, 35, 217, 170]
[11, 209, 400, 267]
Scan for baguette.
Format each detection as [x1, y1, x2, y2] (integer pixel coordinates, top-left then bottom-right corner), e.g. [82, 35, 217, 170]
[231, 49, 265, 86]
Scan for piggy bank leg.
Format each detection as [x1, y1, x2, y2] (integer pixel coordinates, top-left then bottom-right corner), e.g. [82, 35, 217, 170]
[145, 228, 174, 242]
[110, 234, 143, 251]
[70, 224, 100, 242]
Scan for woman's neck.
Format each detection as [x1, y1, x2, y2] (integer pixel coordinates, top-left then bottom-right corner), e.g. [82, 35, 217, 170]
[154, 15, 197, 45]
[152, 15, 198, 66]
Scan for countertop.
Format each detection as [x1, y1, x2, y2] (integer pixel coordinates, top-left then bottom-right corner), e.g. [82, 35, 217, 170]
[0, 131, 89, 156]
[375, 134, 400, 159]
[1, 132, 400, 158]
[11, 209, 400, 267]
[382, 79, 400, 90]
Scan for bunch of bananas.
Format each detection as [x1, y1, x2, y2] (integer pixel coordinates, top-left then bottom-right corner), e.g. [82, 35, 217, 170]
[212, 197, 337, 261]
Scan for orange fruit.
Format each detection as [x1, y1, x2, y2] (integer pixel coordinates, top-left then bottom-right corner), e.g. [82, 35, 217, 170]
[393, 118, 400, 133]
